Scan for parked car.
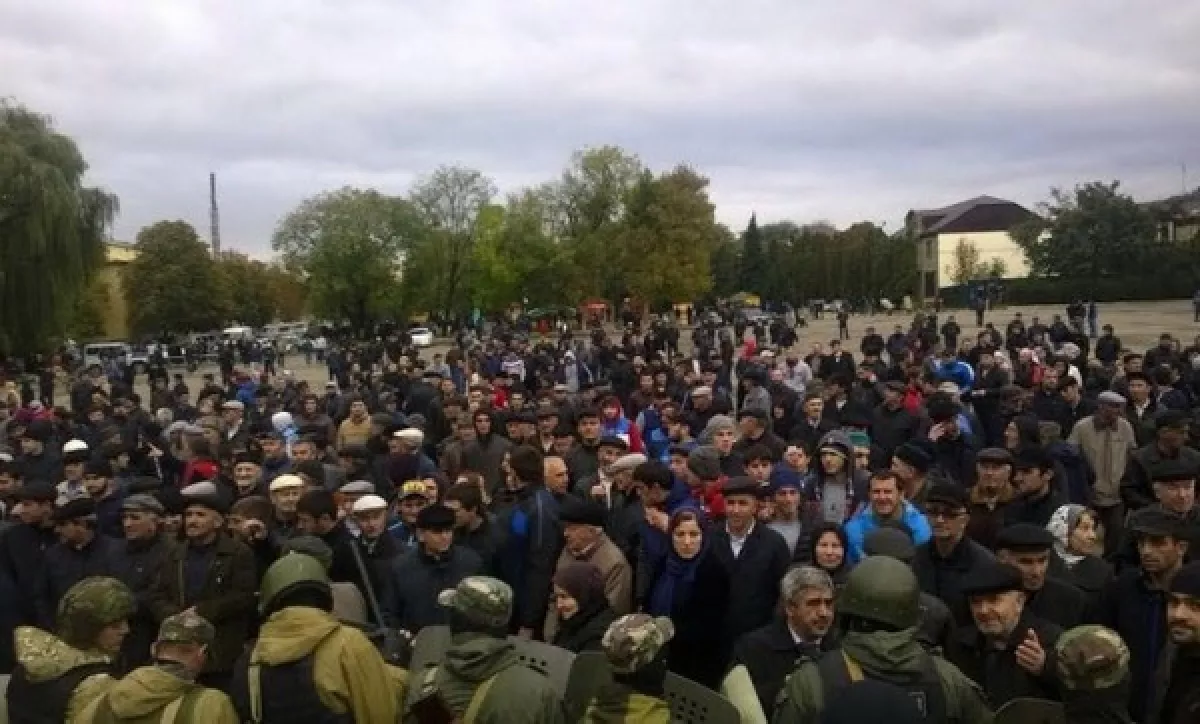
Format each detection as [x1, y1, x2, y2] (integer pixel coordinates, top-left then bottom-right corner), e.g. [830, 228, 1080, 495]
[409, 327, 434, 347]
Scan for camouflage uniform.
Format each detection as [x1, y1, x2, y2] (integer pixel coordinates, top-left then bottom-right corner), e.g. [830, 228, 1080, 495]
[7, 577, 134, 723]
[410, 576, 563, 723]
[78, 611, 240, 723]
[581, 614, 673, 723]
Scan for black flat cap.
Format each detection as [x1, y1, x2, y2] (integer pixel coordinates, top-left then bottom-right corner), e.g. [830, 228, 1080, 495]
[598, 435, 629, 450]
[1127, 508, 1183, 538]
[977, 447, 1014, 466]
[1013, 446, 1055, 472]
[1150, 459, 1197, 483]
[995, 523, 1055, 552]
[1155, 410, 1190, 431]
[559, 498, 607, 527]
[13, 482, 56, 503]
[959, 561, 1024, 597]
[721, 476, 761, 499]
[737, 407, 768, 422]
[415, 502, 456, 530]
[53, 496, 96, 522]
[925, 482, 969, 509]
[893, 442, 933, 473]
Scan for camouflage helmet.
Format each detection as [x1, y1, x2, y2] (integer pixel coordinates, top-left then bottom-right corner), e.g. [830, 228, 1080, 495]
[602, 614, 674, 674]
[437, 576, 513, 629]
[1055, 625, 1130, 691]
[259, 551, 331, 615]
[838, 556, 919, 630]
[157, 611, 216, 647]
[56, 576, 136, 650]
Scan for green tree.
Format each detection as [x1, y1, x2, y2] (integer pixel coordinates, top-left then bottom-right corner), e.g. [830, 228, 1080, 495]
[613, 166, 718, 308]
[1012, 181, 1158, 278]
[738, 213, 766, 295]
[272, 187, 417, 331]
[406, 166, 497, 318]
[66, 278, 109, 340]
[0, 101, 118, 354]
[217, 252, 277, 328]
[709, 223, 741, 300]
[124, 221, 229, 336]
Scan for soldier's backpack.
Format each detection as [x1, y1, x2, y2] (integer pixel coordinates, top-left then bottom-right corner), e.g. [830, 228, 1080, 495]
[817, 650, 954, 723]
[409, 666, 500, 724]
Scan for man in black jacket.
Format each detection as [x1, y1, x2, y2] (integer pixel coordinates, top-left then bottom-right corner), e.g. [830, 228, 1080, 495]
[948, 560, 1063, 708]
[1121, 410, 1200, 512]
[994, 523, 1090, 631]
[444, 483, 502, 575]
[732, 565, 836, 714]
[1153, 561, 1200, 724]
[382, 503, 482, 633]
[1005, 446, 1067, 528]
[913, 483, 996, 627]
[117, 493, 174, 669]
[36, 496, 128, 627]
[711, 477, 791, 640]
[870, 382, 918, 461]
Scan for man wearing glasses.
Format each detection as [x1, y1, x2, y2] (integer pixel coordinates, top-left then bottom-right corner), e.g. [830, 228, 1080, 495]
[913, 483, 997, 627]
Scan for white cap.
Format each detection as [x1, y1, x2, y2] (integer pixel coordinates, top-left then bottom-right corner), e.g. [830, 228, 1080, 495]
[63, 439, 89, 454]
[393, 428, 424, 445]
[692, 386, 712, 397]
[181, 481, 218, 497]
[269, 474, 306, 492]
[351, 494, 389, 514]
[221, 399, 245, 410]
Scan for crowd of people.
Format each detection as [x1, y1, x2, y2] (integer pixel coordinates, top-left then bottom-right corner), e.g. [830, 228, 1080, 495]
[1, 305, 1199, 723]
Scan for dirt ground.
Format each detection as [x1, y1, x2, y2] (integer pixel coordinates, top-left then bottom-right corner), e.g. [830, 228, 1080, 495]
[86, 299, 1199, 406]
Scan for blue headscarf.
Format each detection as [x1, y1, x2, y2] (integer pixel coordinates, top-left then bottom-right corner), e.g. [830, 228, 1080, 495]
[647, 508, 710, 616]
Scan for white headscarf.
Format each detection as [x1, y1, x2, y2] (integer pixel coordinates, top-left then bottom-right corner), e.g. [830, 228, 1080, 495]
[1047, 503, 1088, 565]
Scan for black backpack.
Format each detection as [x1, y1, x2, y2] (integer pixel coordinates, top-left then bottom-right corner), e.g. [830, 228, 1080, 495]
[817, 649, 954, 723]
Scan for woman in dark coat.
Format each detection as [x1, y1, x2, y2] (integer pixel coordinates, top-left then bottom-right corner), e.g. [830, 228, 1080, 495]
[808, 522, 852, 588]
[1047, 504, 1113, 597]
[550, 562, 616, 653]
[646, 508, 731, 689]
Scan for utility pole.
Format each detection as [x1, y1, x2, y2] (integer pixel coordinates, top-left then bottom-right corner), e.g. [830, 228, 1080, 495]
[209, 172, 221, 256]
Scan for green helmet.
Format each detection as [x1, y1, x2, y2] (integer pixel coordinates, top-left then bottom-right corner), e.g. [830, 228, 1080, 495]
[259, 552, 331, 615]
[57, 576, 136, 650]
[838, 556, 919, 630]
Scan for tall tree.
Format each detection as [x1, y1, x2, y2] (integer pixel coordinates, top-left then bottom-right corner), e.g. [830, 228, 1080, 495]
[0, 101, 118, 354]
[217, 252, 279, 328]
[407, 167, 497, 319]
[124, 221, 229, 336]
[272, 187, 417, 332]
[1012, 181, 1158, 278]
[709, 223, 741, 300]
[738, 214, 767, 295]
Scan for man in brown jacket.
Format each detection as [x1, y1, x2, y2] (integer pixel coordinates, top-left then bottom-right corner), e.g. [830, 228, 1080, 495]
[543, 498, 632, 640]
[147, 488, 257, 691]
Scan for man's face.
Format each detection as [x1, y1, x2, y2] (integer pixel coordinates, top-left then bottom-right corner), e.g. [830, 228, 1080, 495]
[354, 509, 388, 538]
[64, 462, 85, 482]
[724, 494, 757, 529]
[713, 429, 736, 454]
[928, 504, 968, 543]
[1153, 479, 1196, 515]
[746, 459, 772, 484]
[552, 435, 573, 456]
[969, 591, 1024, 638]
[271, 487, 302, 514]
[222, 408, 241, 426]
[997, 549, 1050, 591]
[784, 447, 809, 472]
[183, 507, 220, 541]
[399, 496, 426, 524]
[578, 417, 601, 442]
[93, 620, 130, 656]
[1167, 593, 1200, 644]
[233, 463, 261, 494]
[82, 474, 110, 498]
[303, 399, 318, 415]
[1097, 402, 1120, 424]
[869, 479, 901, 518]
[468, 390, 483, 408]
[538, 416, 558, 435]
[19, 438, 41, 456]
[418, 527, 454, 554]
[261, 438, 283, 459]
[786, 587, 835, 639]
[1138, 534, 1186, 574]
[350, 401, 367, 420]
[773, 487, 800, 518]
[291, 442, 315, 462]
[122, 511, 160, 541]
[1128, 379, 1149, 401]
[738, 417, 759, 439]
[1061, 384, 1080, 405]
[544, 459, 570, 495]
[1014, 467, 1050, 497]
[976, 462, 1012, 490]
[803, 398, 823, 419]
[692, 393, 711, 411]
[598, 445, 622, 469]
[668, 453, 689, 480]
[1160, 426, 1190, 450]
[442, 499, 473, 530]
[56, 519, 91, 546]
[819, 451, 844, 475]
[563, 522, 599, 555]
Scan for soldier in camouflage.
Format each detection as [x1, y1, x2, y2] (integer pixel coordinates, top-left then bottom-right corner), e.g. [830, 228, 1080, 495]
[6, 576, 134, 723]
[581, 614, 674, 723]
[1053, 625, 1132, 723]
[408, 575, 563, 723]
[77, 611, 240, 723]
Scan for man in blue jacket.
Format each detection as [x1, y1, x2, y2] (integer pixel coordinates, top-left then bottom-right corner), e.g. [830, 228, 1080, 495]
[844, 470, 932, 563]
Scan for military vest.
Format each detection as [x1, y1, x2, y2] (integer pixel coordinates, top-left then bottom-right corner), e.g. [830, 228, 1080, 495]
[229, 651, 352, 724]
[817, 650, 954, 724]
[7, 660, 113, 724]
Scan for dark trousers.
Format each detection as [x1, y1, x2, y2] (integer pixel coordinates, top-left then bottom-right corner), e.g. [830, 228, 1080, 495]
[1096, 503, 1125, 558]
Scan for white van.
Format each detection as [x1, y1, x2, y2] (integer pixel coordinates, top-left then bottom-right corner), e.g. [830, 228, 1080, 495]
[222, 326, 255, 341]
[83, 342, 131, 369]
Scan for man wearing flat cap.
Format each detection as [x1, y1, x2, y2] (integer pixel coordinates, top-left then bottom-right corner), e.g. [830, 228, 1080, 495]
[544, 498, 632, 641]
[147, 489, 257, 690]
[913, 482, 998, 627]
[994, 523, 1090, 630]
[1151, 561, 1200, 724]
[80, 611, 239, 722]
[948, 560, 1063, 707]
[1121, 408, 1200, 512]
[36, 495, 128, 627]
[1100, 507, 1190, 722]
[383, 502, 482, 634]
[118, 493, 174, 668]
[1068, 389, 1137, 558]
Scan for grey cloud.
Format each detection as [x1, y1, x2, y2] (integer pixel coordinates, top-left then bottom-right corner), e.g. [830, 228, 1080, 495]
[2, 0, 1198, 252]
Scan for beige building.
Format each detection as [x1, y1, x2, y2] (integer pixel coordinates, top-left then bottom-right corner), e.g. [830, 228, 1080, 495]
[908, 195, 1038, 300]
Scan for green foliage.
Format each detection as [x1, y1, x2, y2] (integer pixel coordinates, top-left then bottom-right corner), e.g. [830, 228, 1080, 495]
[1012, 181, 1159, 278]
[66, 278, 109, 340]
[945, 238, 1006, 285]
[124, 221, 229, 336]
[216, 252, 308, 327]
[709, 224, 741, 300]
[0, 100, 118, 355]
[272, 187, 418, 331]
[738, 214, 766, 295]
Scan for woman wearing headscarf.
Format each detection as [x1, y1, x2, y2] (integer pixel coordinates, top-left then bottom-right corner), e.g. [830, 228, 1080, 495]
[646, 508, 730, 688]
[807, 522, 852, 587]
[550, 562, 617, 653]
[1047, 504, 1113, 597]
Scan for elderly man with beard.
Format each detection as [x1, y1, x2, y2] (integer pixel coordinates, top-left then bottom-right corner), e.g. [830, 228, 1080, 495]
[731, 565, 836, 715]
[147, 489, 257, 691]
[948, 560, 1063, 707]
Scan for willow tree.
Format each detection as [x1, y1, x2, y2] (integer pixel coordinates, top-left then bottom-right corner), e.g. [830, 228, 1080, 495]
[0, 101, 118, 355]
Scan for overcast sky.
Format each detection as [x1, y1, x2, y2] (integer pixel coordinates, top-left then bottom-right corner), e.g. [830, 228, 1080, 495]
[5, 0, 1199, 255]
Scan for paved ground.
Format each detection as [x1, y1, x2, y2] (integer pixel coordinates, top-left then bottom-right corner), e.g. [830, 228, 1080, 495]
[97, 299, 1200, 405]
